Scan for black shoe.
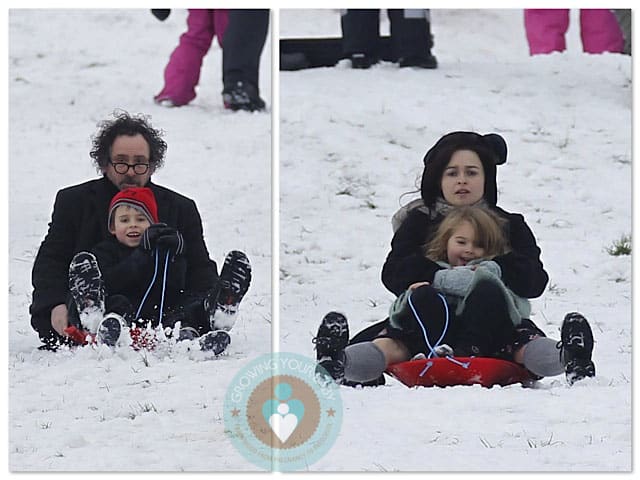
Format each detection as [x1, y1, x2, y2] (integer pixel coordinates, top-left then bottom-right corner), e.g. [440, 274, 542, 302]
[558, 312, 595, 385]
[222, 81, 266, 112]
[398, 53, 438, 69]
[177, 326, 200, 342]
[96, 313, 124, 347]
[313, 311, 349, 360]
[312, 312, 349, 383]
[69, 251, 105, 326]
[206, 251, 252, 322]
[316, 351, 346, 385]
[350, 53, 377, 69]
[199, 330, 231, 355]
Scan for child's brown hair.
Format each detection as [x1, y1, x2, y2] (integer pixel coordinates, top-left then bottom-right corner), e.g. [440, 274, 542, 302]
[425, 206, 510, 262]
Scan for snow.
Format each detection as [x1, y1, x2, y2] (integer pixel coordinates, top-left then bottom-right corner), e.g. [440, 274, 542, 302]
[7, 6, 632, 475]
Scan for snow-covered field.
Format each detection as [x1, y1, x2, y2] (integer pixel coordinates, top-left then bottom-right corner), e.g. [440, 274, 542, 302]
[7, 7, 632, 474]
[279, 9, 631, 472]
[8, 9, 271, 472]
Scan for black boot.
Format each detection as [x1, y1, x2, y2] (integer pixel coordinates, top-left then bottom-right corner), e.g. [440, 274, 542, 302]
[313, 312, 350, 383]
[222, 81, 266, 112]
[558, 312, 595, 385]
[68, 251, 105, 330]
[205, 251, 252, 328]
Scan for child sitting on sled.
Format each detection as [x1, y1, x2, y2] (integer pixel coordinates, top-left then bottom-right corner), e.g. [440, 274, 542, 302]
[314, 205, 595, 386]
[65, 187, 251, 354]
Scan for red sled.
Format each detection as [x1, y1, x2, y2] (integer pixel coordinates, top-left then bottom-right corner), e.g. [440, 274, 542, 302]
[386, 357, 533, 388]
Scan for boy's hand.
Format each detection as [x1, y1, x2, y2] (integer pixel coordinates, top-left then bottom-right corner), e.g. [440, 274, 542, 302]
[156, 230, 184, 256]
[142, 223, 173, 250]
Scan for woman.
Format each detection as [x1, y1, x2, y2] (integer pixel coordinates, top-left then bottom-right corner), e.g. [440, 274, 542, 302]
[313, 131, 595, 386]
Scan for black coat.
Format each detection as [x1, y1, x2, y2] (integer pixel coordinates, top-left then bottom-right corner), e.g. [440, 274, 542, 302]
[381, 205, 549, 298]
[30, 176, 217, 333]
[90, 236, 188, 322]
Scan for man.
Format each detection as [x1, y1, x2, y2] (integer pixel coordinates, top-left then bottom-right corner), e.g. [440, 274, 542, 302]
[31, 111, 249, 349]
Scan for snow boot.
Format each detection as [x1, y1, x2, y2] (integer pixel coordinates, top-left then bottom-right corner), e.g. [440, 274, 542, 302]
[558, 312, 596, 385]
[177, 326, 200, 342]
[222, 81, 266, 112]
[68, 251, 105, 333]
[206, 250, 252, 329]
[96, 312, 126, 347]
[398, 53, 438, 69]
[199, 330, 231, 355]
[313, 311, 350, 383]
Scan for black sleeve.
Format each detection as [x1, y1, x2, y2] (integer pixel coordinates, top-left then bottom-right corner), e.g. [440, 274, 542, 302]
[493, 212, 549, 298]
[30, 190, 80, 316]
[381, 212, 443, 296]
[177, 198, 218, 295]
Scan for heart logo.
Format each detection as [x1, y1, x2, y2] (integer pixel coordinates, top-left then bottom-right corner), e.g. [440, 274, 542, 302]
[262, 383, 306, 444]
[268, 407, 299, 443]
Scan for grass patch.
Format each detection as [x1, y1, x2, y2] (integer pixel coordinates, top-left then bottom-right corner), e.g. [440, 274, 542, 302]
[606, 235, 631, 256]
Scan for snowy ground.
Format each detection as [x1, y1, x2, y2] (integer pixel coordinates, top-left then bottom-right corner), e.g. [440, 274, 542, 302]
[8, 9, 271, 472]
[6, 6, 633, 475]
[279, 9, 632, 472]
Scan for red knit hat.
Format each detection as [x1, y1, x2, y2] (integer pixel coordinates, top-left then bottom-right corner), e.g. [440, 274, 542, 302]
[108, 187, 159, 227]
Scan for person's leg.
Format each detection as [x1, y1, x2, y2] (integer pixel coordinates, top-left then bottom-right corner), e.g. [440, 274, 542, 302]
[579, 9, 624, 54]
[221, 9, 269, 111]
[388, 9, 437, 68]
[339, 337, 408, 383]
[524, 9, 569, 55]
[212, 9, 229, 47]
[454, 279, 516, 356]
[155, 9, 216, 106]
[389, 285, 459, 355]
[517, 312, 595, 384]
[341, 9, 379, 55]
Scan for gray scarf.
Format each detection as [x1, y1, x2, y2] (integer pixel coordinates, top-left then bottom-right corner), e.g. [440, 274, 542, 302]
[391, 197, 490, 232]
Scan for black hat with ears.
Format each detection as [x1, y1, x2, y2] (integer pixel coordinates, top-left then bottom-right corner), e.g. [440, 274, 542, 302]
[420, 131, 507, 208]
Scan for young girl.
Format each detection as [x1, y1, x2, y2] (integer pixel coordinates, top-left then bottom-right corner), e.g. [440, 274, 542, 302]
[314, 131, 595, 386]
[387, 206, 531, 360]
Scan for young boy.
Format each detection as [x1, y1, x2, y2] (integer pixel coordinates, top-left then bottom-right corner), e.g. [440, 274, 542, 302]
[66, 187, 251, 354]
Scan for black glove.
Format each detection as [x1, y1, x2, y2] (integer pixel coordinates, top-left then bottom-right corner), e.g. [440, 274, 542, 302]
[151, 9, 171, 21]
[156, 231, 184, 256]
[142, 223, 175, 250]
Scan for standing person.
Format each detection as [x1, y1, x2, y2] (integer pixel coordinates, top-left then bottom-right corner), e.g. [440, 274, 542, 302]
[30, 111, 251, 350]
[221, 9, 270, 112]
[341, 9, 437, 69]
[524, 9, 624, 55]
[153, 9, 269, 112]
[65, 187, 250, 354]
[154, 9, 229, 107]
[313, 131, 595, 386]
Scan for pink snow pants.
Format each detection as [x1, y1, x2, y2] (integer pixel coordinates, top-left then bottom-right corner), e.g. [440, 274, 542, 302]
[524, 9, 624, 55]
[155, 9, 229, 106]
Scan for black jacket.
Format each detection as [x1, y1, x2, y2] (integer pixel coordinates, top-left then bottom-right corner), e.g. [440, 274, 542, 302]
[91, 236, 188, 322]
[381, 205, 549, 298]
[31, 177, 217, 331]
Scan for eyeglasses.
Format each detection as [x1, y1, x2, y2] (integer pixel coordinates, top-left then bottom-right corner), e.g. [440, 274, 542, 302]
[110, 161, 150, 175]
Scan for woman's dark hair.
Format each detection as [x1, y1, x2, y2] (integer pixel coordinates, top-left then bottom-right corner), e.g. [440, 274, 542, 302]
[90, 110, 167, 171]
[420, 132, 507, 208]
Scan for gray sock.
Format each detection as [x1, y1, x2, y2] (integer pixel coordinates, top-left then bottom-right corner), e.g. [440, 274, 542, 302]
[343, 342, 387, 383]
[522, 337, 565, 377]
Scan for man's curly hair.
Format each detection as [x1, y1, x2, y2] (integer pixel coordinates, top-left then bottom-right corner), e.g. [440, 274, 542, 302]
[90, 110, 167, 171]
